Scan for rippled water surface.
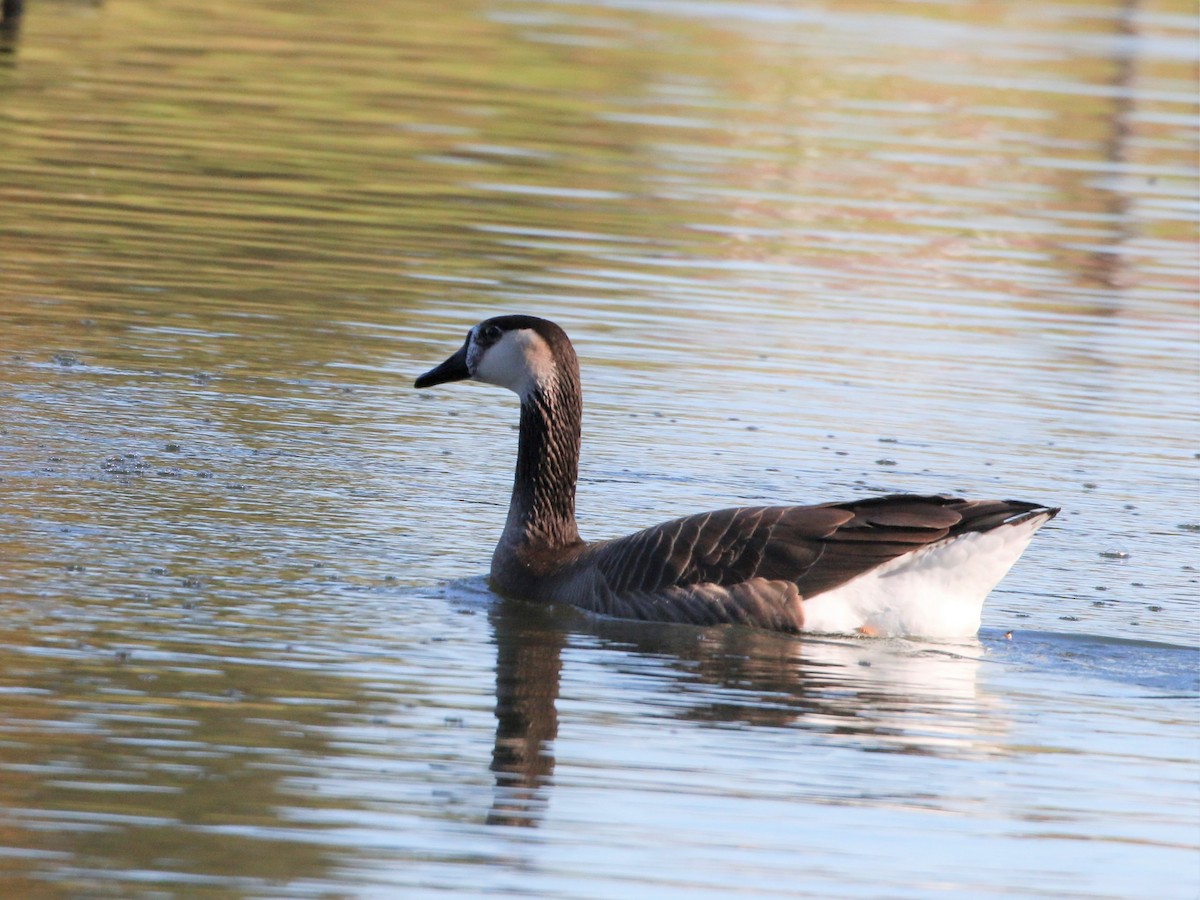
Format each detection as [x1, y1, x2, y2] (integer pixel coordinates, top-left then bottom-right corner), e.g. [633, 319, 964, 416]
[1, 0, 1197, 896]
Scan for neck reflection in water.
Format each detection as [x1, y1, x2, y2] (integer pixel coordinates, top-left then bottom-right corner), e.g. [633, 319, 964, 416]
[487, 598, 567, 827]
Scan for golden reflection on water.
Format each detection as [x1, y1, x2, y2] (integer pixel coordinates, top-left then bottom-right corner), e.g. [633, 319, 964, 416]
[0, 0, 1196, 895]
[0, 629, 361, 887]
[1, 0, 1193, 333]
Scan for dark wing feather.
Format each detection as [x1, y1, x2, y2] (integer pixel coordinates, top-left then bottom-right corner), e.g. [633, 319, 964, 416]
[777, 494, 1052, 599]
[578, 504, 848, 629]
[593, 504, 851, 594]
[573, 494, 1053, 629]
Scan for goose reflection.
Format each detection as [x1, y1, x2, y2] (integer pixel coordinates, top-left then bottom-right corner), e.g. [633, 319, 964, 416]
[484, 597, 1001, 828]
[486, 597, 568, 827]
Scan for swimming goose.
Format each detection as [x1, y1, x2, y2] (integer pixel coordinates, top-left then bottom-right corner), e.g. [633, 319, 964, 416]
[415, 315, 1058, 637]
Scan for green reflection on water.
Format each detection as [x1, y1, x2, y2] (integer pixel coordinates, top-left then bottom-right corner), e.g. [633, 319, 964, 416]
[0, 636, 373, 889]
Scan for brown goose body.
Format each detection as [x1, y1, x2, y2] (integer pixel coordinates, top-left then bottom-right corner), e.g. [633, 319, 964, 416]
[415, 315, 1058, 637]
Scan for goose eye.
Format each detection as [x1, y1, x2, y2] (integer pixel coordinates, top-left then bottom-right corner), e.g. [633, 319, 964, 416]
[481, 324, 502, 343]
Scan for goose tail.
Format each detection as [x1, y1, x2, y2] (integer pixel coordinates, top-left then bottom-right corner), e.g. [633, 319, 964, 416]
[802, 504, 1058, 638]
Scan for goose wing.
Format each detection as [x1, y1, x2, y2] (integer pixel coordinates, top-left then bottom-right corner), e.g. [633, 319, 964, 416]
[578, 494, 1040, 630]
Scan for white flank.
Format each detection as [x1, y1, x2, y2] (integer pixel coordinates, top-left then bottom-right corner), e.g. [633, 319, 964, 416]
[800, 512, 1054, 638]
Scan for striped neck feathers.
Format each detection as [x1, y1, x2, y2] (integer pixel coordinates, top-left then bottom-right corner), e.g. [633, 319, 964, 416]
[505, 355, 582, 552]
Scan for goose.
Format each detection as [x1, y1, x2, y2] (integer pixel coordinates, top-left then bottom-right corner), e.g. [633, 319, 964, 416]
[415, 315, 1058, 637]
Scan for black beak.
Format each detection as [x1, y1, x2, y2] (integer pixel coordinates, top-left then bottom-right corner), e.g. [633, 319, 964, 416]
[414, 339, 470, 389]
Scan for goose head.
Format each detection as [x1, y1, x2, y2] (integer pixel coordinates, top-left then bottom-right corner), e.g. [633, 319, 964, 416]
[414, 315, 575, 400]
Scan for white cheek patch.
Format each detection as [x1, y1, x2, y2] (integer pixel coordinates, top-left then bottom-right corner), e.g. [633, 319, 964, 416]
[473, 329, 555, 398]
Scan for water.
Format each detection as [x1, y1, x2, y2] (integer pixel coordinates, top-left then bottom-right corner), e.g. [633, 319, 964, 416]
[1, 0, 1197, 896]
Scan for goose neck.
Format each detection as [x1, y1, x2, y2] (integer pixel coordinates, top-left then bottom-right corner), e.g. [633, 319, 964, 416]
[505, 374, 582, 550]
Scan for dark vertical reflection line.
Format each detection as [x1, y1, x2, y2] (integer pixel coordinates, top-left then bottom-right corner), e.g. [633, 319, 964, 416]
[1083, 0, 1139, 292]
[487, 598, 566, 827]
[0, 0, 23, 54]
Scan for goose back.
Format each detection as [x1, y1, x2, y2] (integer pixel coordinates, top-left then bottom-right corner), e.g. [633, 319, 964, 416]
[544, 494, 1052, 632]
